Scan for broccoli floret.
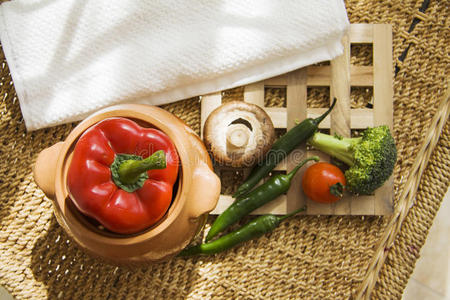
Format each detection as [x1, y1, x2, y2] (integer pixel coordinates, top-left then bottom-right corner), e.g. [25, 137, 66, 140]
[308, 125, 397, 195]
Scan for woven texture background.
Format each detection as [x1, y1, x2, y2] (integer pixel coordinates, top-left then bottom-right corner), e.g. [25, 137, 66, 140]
[0, 1, 449, 299]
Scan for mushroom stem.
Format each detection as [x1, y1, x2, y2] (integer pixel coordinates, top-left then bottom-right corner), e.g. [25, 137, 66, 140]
[226, 124, 251, 149]
[203, 101, 275, 167]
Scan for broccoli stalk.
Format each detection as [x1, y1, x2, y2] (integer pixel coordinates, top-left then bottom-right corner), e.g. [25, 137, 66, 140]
[308, 125, 397, 195]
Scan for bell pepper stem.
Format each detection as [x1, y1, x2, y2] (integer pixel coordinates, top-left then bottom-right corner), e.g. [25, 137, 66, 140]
[118, 150, 166, 185]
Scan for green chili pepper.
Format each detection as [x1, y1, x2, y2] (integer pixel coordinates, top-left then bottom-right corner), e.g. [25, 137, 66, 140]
[232, 98, 337, 199]
[205, 156, 319, 242]
[180, 206, 306, 256]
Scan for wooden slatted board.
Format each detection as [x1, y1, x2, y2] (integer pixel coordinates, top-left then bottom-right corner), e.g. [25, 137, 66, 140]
[200, 24, 394, 216]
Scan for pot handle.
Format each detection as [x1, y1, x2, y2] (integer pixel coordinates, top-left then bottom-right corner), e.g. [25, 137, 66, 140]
[187, 161, 221, 220]
[33, 142, 64, 199]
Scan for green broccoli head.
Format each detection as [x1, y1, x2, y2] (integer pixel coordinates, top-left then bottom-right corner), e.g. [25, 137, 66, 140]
[308, 125, 397, 195]
[345, 126, 397, 194]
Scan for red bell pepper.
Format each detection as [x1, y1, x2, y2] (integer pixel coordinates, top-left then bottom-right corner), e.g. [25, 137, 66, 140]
[67, 117, 179, 234]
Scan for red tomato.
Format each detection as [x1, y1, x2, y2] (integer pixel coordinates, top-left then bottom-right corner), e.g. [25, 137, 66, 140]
[302, 162, 346, 203]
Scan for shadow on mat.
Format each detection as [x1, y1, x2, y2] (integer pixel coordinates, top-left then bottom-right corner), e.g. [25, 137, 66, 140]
[31, 216, 202, 299]
[0, 82, 77, 226]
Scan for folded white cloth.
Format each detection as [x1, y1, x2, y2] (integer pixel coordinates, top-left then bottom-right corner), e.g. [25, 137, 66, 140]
[0, 0, 349, 131]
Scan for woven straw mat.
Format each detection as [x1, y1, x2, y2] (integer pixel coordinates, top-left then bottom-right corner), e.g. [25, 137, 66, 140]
[0, 1, 448, 299]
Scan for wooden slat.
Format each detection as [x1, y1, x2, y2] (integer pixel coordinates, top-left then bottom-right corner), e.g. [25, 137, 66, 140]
[347, 109, 375, 129]
[210, 195, 232, 215]
[349, 66, 374, 86]
[330, 35, 351, 136]
[252, 195, 287, 214]
[373, 24, 394, 215]
[245, 80, 286, 197]
[264, 66, 373, 87]
[286, 68, 308, 213]
[272, 159, 287, 171]
[211, 195, 287, 215]
[309, 108, 373, 129]
[375, 177, 394, 215]
[349, 23, 373, 43]
[373, 25, 394, 130]
[204, 24, 394, 216]
[350, 195, 375, 215]
[265, 107, 374, 129]
[308, 66, 374, 86]
[244, 82, 265, 107]
[264, 107, 285, 128]
[200, 93, 222, 138]
[264, 74, 286, 86]
[307, 66, 332, 86]
[330, 34, 352, 215]
[242, 82, 266, 189]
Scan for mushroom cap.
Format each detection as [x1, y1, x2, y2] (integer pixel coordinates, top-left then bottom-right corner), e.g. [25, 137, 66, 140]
[203, 101, 275, 168]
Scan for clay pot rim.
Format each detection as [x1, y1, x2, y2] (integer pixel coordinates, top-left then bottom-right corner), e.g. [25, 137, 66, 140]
[54, 104, 191, 246]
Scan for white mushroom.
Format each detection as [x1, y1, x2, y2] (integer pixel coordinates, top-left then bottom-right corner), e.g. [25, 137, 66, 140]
[203, 101, 275, 168]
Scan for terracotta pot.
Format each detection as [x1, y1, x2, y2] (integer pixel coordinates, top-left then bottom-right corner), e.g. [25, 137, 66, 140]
[33, 104, 220, 264]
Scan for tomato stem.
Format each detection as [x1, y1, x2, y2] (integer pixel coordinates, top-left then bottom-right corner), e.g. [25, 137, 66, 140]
[329, 182, 344, 198]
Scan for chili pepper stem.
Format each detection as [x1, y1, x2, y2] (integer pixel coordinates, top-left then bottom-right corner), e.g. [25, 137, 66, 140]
[180, 206, 307, 257]
[278, 206, 307, 222]
[312, 97, 337, 126]
[286, 156, 320, 181]
[232, 99, 337, 199]
[206, 156, 319, 242]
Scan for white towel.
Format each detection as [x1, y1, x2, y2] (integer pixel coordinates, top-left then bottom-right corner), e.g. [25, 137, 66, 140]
[0, 0, 349, 131]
